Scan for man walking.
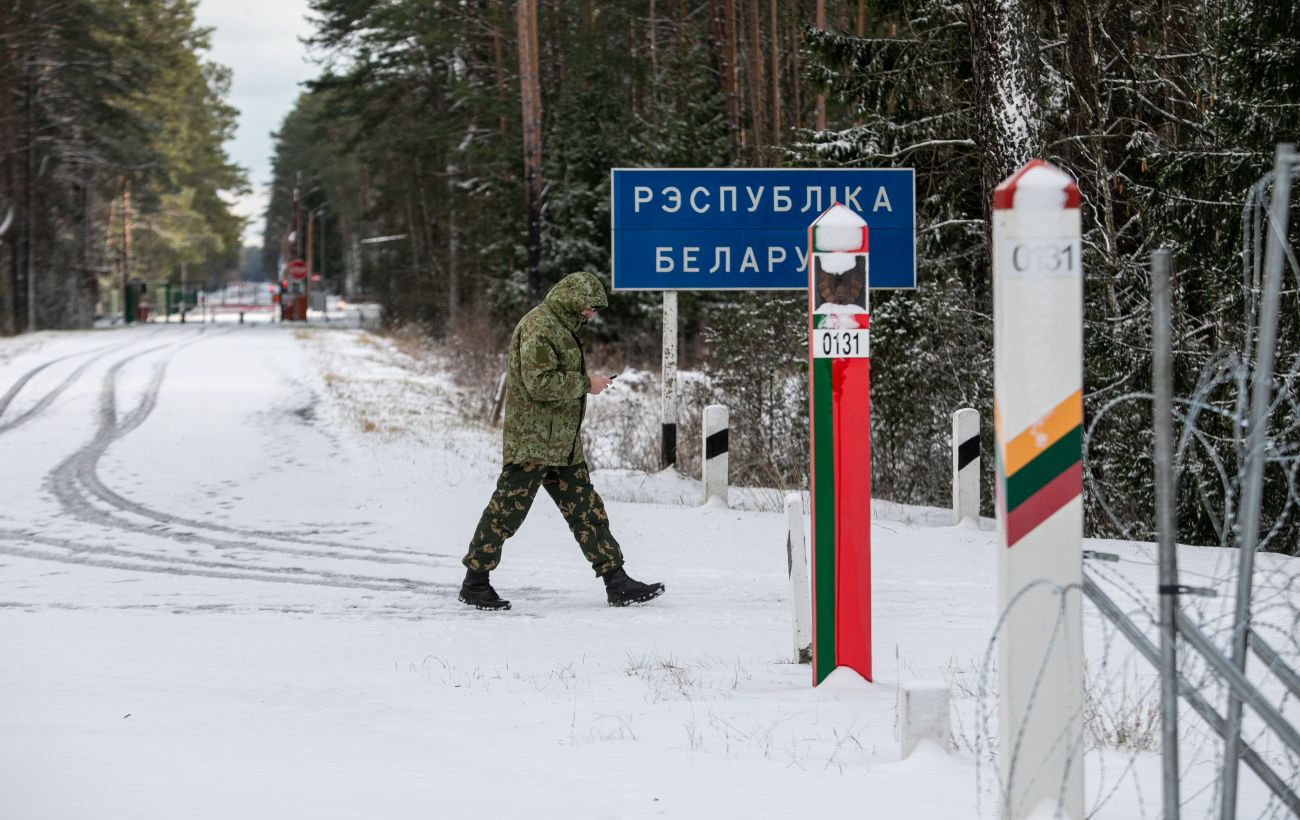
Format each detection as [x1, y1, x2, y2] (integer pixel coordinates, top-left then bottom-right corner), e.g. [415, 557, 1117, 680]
[459, 271, 665, 611]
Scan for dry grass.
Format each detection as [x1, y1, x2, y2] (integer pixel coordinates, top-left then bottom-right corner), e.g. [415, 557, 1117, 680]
[1083, 668, 1161, 751]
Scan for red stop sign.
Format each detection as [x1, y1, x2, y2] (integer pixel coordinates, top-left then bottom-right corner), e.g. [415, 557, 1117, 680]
[286, 259, 308, 280]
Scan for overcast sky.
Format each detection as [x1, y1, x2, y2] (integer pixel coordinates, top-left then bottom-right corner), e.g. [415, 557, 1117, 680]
[195, 0, 316, 247]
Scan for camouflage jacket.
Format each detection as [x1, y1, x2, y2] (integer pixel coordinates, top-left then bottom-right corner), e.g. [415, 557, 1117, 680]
[502, 271, 609, 466]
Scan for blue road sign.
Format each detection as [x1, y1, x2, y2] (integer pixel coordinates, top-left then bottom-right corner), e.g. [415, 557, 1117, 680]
[610, 168, 915, 291]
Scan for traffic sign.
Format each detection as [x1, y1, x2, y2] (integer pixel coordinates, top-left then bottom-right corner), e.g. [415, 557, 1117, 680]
[286, 259, 308, 281]
[611, 168, 915, 290]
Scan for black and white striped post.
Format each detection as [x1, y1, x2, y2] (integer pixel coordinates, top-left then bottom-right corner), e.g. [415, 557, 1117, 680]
[952, 408, 979, 524]
[702, 404, 729, 506]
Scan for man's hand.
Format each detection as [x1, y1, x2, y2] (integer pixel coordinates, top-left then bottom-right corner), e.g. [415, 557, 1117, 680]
[589, 375, 614, 395]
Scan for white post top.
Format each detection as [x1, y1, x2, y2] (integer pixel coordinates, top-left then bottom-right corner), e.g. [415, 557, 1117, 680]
[992, 159, 1080, 211]
[811, 204, 869, 252]
[811, 203, 867, 227]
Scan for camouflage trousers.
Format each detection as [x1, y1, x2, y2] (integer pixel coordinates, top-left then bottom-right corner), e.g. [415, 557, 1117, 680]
[463, 461, 625, 576]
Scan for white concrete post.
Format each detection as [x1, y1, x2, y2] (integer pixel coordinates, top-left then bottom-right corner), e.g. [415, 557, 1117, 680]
[993, 160, 1085, 820]
[900, 681, 951, 758]
[661, 291, 678, 470]
[952, 408, 980, 525]
[785, 493, 813, 664]
[702, 404, 729, 506]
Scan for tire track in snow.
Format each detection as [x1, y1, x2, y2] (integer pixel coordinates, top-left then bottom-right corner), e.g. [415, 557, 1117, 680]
[0, 329, 165, 435]
[0, 529, 446, 595]
[47, 333, 448, 563]
[36, 331, 458, 593]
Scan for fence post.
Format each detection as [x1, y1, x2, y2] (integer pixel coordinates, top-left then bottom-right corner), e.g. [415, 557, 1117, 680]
[1220, 142, 1297, 820]
[1151, 248, 1181, 820]
[701, 404, 729, 505]
[952, 408, 979, 525]
[992, 160, 1085, 820]
[785, 493, 812, 664]
[900, 681, 950, 758]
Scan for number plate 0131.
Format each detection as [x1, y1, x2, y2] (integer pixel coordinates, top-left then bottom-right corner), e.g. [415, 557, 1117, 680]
[812, 328, 870, 359]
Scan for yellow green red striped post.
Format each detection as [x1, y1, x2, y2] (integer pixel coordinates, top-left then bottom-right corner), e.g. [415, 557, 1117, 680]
[992, 159, 1085, 820]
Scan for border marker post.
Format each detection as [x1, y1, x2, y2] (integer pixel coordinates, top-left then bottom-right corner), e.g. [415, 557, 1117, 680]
[808, 203, 872, 685]
[953, 408, 980, 524]
[993, 159, 1085, 820]
[701, 404, 729, 505]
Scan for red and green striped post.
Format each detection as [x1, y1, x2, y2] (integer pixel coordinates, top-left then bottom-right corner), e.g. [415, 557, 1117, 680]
[993, 159, 1084, 820]
[808, 203, 872, 685]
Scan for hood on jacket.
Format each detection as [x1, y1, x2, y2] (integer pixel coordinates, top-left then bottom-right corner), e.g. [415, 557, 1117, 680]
[542, 271, 609, 329]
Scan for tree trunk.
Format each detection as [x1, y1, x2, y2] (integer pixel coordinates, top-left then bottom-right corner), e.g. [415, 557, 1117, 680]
[77, 173, 91, 327]
[814, 0, 825, 130]
[965, 0, 1043, 218]
[516, 0, 544, 304]
[491, 0, 510, 140]
[707, 0, 740, 156]
[24, 37, 36, 332]
[768, 0, 780, 144]
[649, 0, 658, 87]
[724, 0, 739, 151]
[789, 17, 801, 131]
[746, 0, 764, 153]
[0, 0, 15, 334]
[446, 166, 459, 326]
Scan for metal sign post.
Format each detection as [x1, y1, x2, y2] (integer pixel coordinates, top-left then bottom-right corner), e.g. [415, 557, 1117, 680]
[992, 159, 1084, 820]
[661, 290, 678, 468]
[808, 203, 872, 685]
[283, 259, 308, 322]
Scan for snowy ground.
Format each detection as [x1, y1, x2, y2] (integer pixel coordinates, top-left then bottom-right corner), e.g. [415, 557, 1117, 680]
[0, 323, 1292, 819]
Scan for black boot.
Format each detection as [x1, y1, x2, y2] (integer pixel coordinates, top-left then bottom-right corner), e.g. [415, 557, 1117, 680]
[458, 569, 511, 611]
[602, 567, 665, 607]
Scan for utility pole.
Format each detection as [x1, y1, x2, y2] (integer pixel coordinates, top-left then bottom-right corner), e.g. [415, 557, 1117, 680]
[306, 209, 314, 280]
[319, 207, 326, 282]
[293, 172, 302, 259]
[122, 184, 132, 324]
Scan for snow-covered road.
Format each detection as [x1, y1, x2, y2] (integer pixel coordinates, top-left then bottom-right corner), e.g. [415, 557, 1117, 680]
[0, 324, 1284, 818]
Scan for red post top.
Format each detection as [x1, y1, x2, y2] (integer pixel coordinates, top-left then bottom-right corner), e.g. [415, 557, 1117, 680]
[992, 159, 1081, 210]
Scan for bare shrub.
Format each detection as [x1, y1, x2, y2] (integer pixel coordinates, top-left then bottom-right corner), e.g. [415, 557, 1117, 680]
[1082, 668, 1160, 752]
[436, 313, 508, 423]
[703, 293, 808, 494]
